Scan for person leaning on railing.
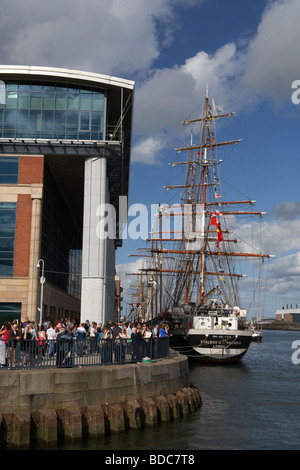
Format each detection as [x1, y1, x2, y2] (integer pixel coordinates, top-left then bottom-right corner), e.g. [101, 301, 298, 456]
[100, 327, 113, 364]
[131, 327, 143, 362]
[55, 327, 74, 368]
[22, 323, 38, 368]
[37, 325, 47, 363]
[46, 323, 57, 357]
[0, 322, 11, 341]
[0, 322, 11, 367]
[120, 327, 130, 340]
[76, 323, 87, 357]
[89, 321, 98, 353]
[7, 322, 22, 367]
[142, 324, 152, 358]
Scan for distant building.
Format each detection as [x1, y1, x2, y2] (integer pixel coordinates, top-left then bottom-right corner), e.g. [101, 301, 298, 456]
[276, 306, 300, 323]
[0, 65, 134, 326]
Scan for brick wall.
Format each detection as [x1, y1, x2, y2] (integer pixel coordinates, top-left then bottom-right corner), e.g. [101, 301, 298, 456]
[276, 313, 295, 323]
[13, 194, 32, 277]
[18, 156, 44, 184]
[13, 156, 44, 277]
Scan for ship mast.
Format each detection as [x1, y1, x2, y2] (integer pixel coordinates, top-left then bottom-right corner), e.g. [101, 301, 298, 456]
[199, 88, 209, 304]
[126, 89, 274, 316]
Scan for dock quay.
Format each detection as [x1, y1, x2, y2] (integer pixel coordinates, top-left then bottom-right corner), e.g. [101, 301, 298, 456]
[0, 351, 201, 448]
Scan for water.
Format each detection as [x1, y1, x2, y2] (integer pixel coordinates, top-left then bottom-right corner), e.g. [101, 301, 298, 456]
[60, 329, 300, 450]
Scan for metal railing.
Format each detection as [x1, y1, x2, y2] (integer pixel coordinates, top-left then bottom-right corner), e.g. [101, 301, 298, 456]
[0, 337, 169, 370]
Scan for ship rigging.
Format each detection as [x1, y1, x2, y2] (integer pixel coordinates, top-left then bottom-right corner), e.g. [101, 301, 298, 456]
[126, 89, 274, 362]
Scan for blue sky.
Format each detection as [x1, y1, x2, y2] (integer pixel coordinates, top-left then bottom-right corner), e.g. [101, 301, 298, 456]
[1, 0, 299, 318]
[114, 0, 300, 318]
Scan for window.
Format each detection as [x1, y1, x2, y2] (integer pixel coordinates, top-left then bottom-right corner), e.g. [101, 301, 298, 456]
[0, 302, 21, 324]
[30, 92, 43, 109]
[79, 111, 91, 131]
[0, 202, 17, 276]
[0, 157, 19, 184]
[0, 82, 106, 140]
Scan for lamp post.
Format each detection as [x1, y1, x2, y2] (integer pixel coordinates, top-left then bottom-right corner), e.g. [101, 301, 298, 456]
[36, 259, 45, 327]
[147, 279, 159, 328]
[147, 279, 159, 359]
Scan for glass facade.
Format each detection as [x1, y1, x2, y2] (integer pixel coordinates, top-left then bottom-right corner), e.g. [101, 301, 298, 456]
[0, 82, 106, 140]
[68, 249, 82, 299]
[41, 162, 82, 296]
[0, 202, 17, 276]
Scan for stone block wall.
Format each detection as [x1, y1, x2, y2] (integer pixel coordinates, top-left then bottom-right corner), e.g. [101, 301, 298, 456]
[0, 353, 201, 448]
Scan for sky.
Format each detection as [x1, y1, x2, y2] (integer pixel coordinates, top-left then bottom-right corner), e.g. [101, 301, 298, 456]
[1, 0, 300, 318]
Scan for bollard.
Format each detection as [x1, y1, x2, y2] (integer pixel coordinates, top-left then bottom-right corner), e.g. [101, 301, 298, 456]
[1, 412, 30, 448]
[123, 400, 142, 429]
[138, 397, 158, 426]
[56, 408, 82, 441]
[155, 395, 171, 422]
[102, 404, 125, 433]
[31, 410, 57, 445]
[81, 406, 105, 437]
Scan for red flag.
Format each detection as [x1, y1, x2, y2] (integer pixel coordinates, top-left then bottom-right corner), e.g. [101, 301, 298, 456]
[210, 212, 218, 226]
[211, 212, 223, 247]
[217, 225, 223, 246]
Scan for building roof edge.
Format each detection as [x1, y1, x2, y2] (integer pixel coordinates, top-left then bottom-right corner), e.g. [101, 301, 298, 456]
[0, 65, 135, 90]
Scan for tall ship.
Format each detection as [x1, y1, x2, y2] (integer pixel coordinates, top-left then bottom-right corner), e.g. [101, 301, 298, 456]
[128, 89, 274, 363]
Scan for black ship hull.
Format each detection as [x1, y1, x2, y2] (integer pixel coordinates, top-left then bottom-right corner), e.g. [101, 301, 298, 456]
[170, 328, 253, 364]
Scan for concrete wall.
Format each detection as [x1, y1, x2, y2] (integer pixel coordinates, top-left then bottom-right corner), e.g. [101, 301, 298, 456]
[0, 354, 189, 413]
[0, 354, 201, 448]
[81, 156, 116, 325]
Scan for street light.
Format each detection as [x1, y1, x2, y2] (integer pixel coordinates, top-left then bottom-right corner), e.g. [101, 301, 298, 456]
[36, 259, 45, 327]
[147, 279, 159, 359]
[146, 278, 159, 327]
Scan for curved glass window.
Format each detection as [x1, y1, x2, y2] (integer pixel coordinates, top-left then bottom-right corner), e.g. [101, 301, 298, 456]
[0, 82, 106, 140]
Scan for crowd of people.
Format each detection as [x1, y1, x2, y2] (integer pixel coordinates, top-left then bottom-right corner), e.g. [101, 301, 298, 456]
[0, 316, 171, 368]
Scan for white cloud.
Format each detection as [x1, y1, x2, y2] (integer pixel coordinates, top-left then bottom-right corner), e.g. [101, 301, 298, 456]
[241, 0, 300, 103]
[132, 42, 244, 164]
[131, 136, 166, 165]
[231, 203, 300, 311]
[270, 202, 300, 221]
[131, 0, 300, 164]
[267, 251, 300, 305]
[0, 0, 184, 76]
[116, 257, 147, 310]
[1, 0, 298, 153]
[235, 214, 300, 259]
[116, 257, 143, 274]
[136, 41, 243, 131]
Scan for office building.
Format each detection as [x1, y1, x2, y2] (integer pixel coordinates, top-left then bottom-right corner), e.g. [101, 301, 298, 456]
[0, 65, 134, 325]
